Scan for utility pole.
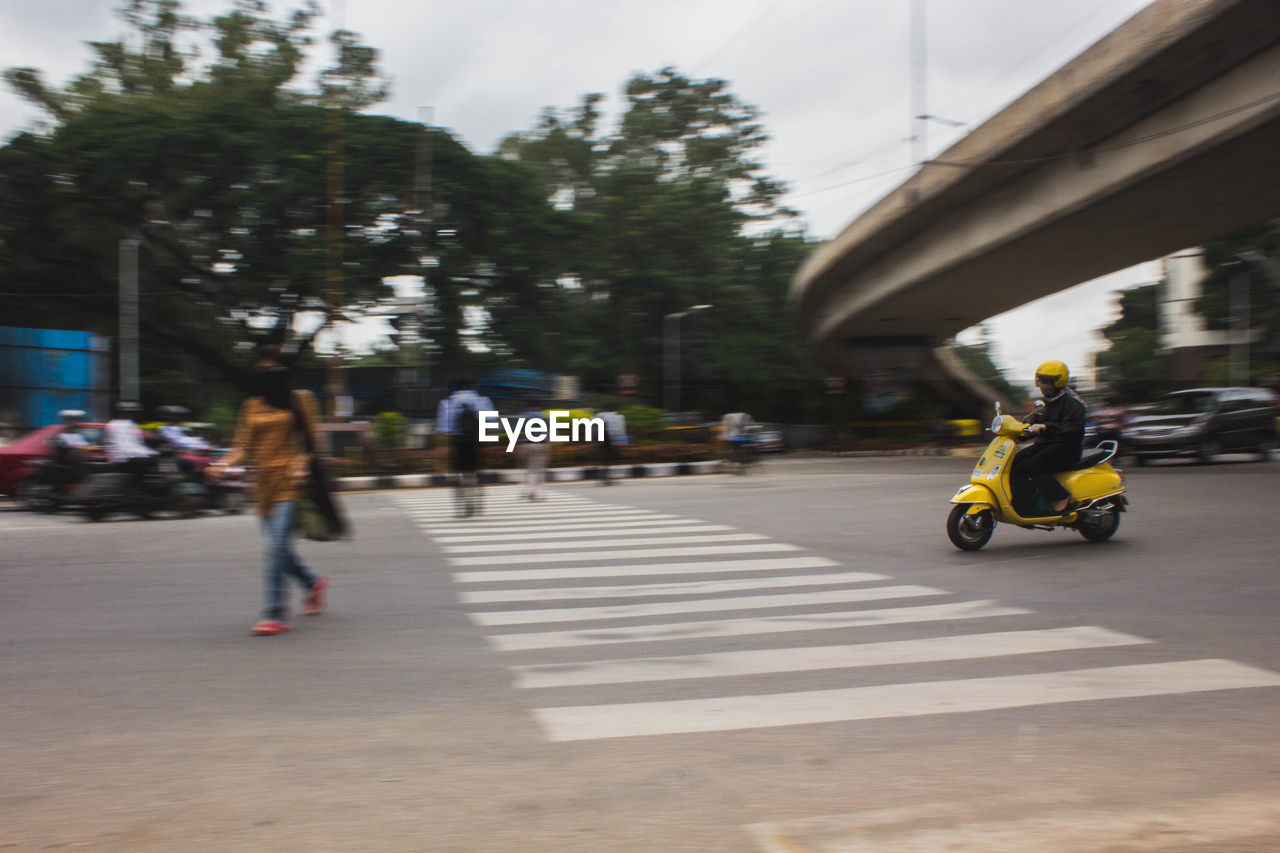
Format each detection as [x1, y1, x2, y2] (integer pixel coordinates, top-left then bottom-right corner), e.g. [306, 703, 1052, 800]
[911, 0, 927, 167]
[323, 0, 347, 420]
[663, 304, 712, 420]
[414, 106, 434, 385]
[118, 236, 141, 403]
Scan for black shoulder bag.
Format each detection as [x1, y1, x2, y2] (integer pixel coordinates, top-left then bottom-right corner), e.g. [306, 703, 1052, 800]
[292, 397, 350, 541]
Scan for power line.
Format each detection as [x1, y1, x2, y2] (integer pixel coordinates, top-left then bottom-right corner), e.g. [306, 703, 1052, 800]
[690, 0, 809, 76]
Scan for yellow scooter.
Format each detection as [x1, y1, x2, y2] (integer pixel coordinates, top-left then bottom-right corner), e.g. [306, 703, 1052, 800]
[947, 403, 1128, 551]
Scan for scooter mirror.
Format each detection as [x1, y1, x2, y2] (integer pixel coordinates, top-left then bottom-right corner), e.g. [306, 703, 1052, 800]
[994, 401, 1002, 416]
[1034, 400, 1046, 411]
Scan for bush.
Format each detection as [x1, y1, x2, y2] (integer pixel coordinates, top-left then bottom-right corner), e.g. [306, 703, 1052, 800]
[620, 405, 664, 441]
[374, 412, 407, 447]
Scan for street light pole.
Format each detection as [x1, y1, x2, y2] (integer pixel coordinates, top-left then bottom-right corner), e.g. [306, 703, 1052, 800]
[663, 304, 712, 420]
[118, 235, 141, 403]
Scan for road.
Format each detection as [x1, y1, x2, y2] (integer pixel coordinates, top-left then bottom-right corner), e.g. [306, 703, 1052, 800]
[2, 454, 1279, 851]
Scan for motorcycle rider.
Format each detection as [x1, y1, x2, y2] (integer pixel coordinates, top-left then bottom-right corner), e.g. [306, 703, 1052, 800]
[105, 401, 156, 487]
[1017, 360, 1087, 515]
[55, 409, 92, 454]
[157, 405, 211, 453]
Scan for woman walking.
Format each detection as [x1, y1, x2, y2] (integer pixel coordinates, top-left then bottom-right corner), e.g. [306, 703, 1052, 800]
[212, 348, 329, 636]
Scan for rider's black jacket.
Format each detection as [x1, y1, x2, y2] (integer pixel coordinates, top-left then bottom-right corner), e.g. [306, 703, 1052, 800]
[1025, 390, 1086, 459]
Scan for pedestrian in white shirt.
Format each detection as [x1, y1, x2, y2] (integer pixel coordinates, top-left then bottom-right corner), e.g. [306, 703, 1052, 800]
[442, 379, 495, 517]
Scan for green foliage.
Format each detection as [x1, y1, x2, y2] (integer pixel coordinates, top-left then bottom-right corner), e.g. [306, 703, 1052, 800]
[619, 405, 664, 441]
[1094, 283, 1174, 401]
[374, 411, 406, 447]
[3, 7, 834, 424]
[1095, 324, 1173, 402]
[1, 0, 562, 400]
[494, 71, 821, 421]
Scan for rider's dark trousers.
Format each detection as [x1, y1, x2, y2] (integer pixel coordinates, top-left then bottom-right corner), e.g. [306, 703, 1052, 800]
[1014, 443, 1076, 504]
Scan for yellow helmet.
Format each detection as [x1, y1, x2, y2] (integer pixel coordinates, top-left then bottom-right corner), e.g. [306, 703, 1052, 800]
[1034, 360, 1070, 391]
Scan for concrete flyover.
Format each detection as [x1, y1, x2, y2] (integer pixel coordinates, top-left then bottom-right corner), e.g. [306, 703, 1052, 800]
[791, 0, 1280, 415]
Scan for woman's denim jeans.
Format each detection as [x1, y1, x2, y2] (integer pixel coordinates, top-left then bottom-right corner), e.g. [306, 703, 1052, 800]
[260, 501, 319, 619]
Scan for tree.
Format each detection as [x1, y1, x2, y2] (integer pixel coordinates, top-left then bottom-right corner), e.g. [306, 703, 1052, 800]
[492, 68, 814, 420]
[0, 0, 558, 410]
[1094, 284, 1174, 401]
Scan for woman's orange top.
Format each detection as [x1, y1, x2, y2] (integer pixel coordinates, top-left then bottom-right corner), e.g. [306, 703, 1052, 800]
[223, 390, 322, 518]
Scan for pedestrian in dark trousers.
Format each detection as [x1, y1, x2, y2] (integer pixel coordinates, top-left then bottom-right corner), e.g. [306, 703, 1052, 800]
[595, 409, 627, 485]
[438, 379, 493, 517]
[1014, 359, 1087, 515]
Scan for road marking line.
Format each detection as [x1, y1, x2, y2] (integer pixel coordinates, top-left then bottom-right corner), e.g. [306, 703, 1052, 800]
[425, 515, 674, 532]
[409, 507, 655, 519]
[451, 542, 799, 566]
[512, 627, 1151, 688]
[471, 585, 945, 626]
[533, 659, 1280, 741]
[460, 570, 888, 603]
[431, 517, 697, 535]
[487, 600, 1028, 650]
[437, 524, 733, 543]
[453, 556, 841, 583]
[445, 532, 765, 554]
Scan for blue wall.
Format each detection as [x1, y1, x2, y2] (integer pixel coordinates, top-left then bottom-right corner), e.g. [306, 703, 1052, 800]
[0, 326, 111, 431]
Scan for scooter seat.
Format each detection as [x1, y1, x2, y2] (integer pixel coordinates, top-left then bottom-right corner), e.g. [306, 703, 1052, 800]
[1068, 447, 1112, 470]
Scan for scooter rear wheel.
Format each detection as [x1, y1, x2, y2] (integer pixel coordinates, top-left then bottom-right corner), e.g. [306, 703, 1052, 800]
[947, 504, 994, 551]
[1077, 504, 1121, 542]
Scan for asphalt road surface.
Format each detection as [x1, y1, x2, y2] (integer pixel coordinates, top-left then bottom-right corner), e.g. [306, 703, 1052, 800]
[3, 453, 1279, 851]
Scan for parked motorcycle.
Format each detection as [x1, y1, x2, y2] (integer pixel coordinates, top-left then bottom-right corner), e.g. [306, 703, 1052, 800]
[946, 403, 1128, 550]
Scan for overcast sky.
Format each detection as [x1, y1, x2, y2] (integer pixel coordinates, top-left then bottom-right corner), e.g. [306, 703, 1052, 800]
[0, 0, 1164, 388]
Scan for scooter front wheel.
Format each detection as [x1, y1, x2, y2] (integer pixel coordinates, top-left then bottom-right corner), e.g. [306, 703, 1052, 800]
[947, 504, 994, 551]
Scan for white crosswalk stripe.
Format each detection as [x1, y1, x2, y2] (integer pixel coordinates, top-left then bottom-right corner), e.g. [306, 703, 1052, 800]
[436, 523, 734, 543]
[532, 661, 1280, 741]
[392, 487, 1280, 742]
[471, 585, 946, 626]
[450, 542, 801, 566]
[459, 570, 889, 603]
[509, 627, 1151, 688]
[452, 556, 842, 583]
[484, 600, 1031, 651]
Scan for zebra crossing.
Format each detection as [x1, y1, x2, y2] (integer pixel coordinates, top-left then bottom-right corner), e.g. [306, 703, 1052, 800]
[393, 487, 1280, 742]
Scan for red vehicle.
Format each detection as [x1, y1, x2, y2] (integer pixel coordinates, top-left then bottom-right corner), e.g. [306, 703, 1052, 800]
[0, 423, 108, 499]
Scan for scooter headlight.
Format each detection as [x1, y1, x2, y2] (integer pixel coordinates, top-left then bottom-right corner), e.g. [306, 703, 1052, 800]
[990, 415, 1004, 433]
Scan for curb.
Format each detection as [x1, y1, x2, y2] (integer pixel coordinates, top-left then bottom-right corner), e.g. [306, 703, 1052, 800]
[813, 447, 955, 458]
[333, 460, 724, 491]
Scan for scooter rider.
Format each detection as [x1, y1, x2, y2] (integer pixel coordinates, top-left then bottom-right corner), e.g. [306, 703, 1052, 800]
[1017, 360, 1087, 515]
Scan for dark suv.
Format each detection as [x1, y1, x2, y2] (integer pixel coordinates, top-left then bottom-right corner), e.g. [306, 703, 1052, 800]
[1121, 387, 1278, 464]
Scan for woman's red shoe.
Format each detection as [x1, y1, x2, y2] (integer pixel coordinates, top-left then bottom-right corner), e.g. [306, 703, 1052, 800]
[303, 576, 329, 616]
